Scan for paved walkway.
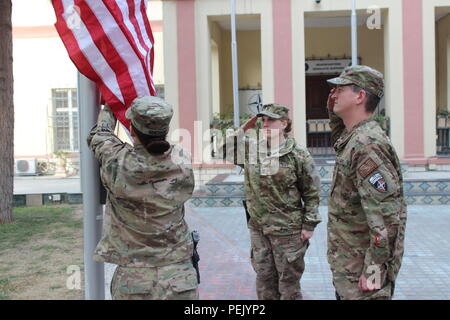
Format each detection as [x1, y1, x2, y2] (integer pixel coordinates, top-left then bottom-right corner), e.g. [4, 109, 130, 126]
[104, 205, 450, 300]
[14, 176, 450, 299]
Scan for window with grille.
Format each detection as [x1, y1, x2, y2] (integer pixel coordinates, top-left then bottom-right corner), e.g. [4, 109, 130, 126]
[52, 88, 79, 152]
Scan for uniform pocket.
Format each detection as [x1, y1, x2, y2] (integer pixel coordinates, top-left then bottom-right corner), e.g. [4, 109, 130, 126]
[285, 240, 310, 263]
[272, 234, 309, 263]
[274, 165, 296, 186]
[168, 274, 198, 293]
[331, 157, 352, 197]
[113, 267, 155, 296]
[167, 270, 199, 300]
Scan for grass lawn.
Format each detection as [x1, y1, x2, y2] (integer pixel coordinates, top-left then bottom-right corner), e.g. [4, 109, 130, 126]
[0, 205, 84, 300]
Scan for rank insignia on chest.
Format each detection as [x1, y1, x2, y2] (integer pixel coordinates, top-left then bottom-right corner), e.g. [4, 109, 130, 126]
[369, 172, 387, 192]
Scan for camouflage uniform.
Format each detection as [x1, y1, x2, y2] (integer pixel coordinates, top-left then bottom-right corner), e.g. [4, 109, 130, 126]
[326, 66, 407, 300]
[87, 96, 198, 300]
[225, 104, 321, 300]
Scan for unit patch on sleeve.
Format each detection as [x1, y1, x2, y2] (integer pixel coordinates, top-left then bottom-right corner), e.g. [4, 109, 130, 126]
[369, 172, 388, 192]
[358, 157, 378, 178]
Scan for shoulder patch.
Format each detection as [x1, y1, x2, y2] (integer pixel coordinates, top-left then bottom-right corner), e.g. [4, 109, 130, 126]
[358, 157, 378, 178]
[369, 172, 388, 192]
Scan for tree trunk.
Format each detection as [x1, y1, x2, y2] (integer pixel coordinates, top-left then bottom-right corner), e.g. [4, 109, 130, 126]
[0, 0, 14, 224]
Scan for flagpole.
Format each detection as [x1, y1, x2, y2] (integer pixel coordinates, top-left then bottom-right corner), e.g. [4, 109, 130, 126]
[230, 0, 242, 175]
[231, 0, 240, 128]
[351, 0, 358, 66]
[78, 72, 105, 300]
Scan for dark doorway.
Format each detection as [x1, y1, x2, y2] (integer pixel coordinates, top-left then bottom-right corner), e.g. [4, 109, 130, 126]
[305, 75, 337, 156]
[305, 75, 333, 119]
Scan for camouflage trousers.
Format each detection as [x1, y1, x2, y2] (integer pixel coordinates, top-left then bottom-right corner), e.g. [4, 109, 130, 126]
[333, 275, 395, 300]
[111, 260, 199, 300]
[249, 227, 310, 300]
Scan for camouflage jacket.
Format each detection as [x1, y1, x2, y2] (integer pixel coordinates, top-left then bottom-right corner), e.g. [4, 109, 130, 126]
[224, 129, 321, 235]
[87, 106, 195, 267]
[327, 111, 407, 284]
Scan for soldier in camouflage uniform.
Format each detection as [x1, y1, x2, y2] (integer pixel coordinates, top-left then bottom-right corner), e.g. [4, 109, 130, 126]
[87, 96, 198, 300]
[326, 65, 407, 300]
[223, 104, 321, 300]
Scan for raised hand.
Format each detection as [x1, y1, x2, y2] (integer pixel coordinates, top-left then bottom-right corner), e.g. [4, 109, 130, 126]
[327, 88, 337, 112]
[242, 115, 259, 132]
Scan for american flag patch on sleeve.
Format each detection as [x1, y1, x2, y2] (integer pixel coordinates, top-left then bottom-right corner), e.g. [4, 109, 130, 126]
[358, 157, 378, 178]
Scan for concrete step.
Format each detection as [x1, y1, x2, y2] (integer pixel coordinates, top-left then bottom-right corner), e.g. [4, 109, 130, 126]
[201, 174, 450, 195]
[189, 172, 450, 207]
[202, 161, 409, 186]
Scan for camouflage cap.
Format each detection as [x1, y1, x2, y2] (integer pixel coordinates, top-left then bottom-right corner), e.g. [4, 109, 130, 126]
[257, 104, 290, 120]
[327, 65, 384, 98]
[125, 96, 173, 136]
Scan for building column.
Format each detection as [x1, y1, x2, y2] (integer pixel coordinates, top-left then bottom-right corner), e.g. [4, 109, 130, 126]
[447, 36, 450, 110]
[195, 2, 212, 164]
[402, 0, 426, 162]
[163, 1, 179, 143]
[291, 1, 306, 147]
[272, 0, 293, 109]
[176, 0, 199, 161]
[261, 1, 275, 106]
[273, 0, 306, 146]
[422, 0, 438, 158]
[384, 3, 405, 159]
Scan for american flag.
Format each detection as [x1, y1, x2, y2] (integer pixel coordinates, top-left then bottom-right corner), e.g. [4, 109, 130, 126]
[52, 0, 156, 129]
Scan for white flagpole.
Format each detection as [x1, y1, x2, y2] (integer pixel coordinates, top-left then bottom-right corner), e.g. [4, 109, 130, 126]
[231, 0, 240, 128]
[230, 0, 242, 175]
[351, 0, 358, 66]
[78, 72, 105, 300]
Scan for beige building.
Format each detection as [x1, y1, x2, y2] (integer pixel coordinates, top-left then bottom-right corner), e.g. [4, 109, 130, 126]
[163, 0, 450, 158]
[12, 0, 164, 175]
[12, 0, 450, 187]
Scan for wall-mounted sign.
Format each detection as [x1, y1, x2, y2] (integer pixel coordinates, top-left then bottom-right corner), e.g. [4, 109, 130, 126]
[305, 59, 360, 75]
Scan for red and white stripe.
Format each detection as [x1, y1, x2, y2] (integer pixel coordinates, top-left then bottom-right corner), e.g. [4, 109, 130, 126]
[52, 0, 156, 129]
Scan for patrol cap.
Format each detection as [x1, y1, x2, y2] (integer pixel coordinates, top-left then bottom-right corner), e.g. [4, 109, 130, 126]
[257, 104, 289, 120]
[327, 65, 384, 98]
[125, 96, 173, 136]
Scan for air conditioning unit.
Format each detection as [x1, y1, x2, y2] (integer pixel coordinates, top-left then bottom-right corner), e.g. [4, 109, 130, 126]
[15, 158, 38, 176]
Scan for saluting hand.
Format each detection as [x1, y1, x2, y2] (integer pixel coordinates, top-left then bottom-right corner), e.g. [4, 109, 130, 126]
[327, 88, 337, 112]
[241, 115, 259, 132]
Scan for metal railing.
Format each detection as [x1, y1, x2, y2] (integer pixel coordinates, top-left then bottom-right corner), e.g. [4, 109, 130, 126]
[210, 118, 393, 159]
[306, 119, 335, 157]
[306, 117, 390, 157]
[437, 116, 450, 155]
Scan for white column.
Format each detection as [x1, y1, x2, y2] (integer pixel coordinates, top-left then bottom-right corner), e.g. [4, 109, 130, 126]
[351, 0, 358, 66]
[196, 1, 213, 163]
[162, 1, 180, 142]
[383, 5, 405, 159]
[291, 1, 307, 147]
[447, 36, 450, 110]
[260, 1, 275, 105]
[422, 1, 437, 158]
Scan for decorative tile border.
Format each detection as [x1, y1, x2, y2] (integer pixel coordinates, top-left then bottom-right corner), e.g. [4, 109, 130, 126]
[192, 179, 450, 207]
[189, 194, 450, 207]
[188, 196, 244, 207]
[404, 181, 450, 193]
